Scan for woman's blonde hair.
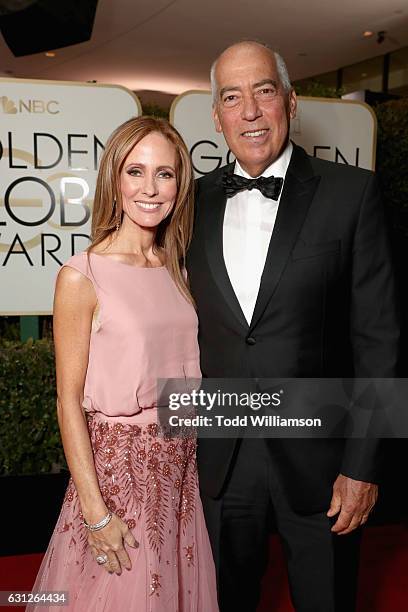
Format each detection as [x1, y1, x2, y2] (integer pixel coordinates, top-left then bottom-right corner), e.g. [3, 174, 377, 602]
[90, 116, 194, 304]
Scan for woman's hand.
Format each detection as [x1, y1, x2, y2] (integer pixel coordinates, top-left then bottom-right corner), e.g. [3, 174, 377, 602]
[88, 514, 139, 575]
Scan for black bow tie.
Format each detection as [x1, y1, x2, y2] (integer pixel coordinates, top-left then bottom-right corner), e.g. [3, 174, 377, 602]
[222, 172, 284, 200]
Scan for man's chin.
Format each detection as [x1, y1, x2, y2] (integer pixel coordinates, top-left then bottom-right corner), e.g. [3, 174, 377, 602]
[237, 154, 278, 177]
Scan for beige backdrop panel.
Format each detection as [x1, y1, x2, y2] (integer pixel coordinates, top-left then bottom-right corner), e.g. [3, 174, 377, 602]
[170, 92, 376, 177]
[0, 78, 141, 315]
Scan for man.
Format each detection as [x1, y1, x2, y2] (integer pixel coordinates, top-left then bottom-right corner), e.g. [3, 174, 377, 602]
[186, 41, 399, 611]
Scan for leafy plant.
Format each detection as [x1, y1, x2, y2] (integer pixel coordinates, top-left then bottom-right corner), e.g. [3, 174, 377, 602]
[294, 80, 344, 99]
[0, 338, 66, 475]
[374, 98, 408, 237]
[141, 102, 169, 119]
[0, 316, 20, 341]
[374, 98, 408, 373]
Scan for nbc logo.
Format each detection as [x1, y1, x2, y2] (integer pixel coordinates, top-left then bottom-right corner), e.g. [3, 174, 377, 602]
[0, 95, 17, 114]
[0, 95, 59, 114]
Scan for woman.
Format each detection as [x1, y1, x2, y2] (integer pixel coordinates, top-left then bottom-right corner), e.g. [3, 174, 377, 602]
[29, 117, 218, 611]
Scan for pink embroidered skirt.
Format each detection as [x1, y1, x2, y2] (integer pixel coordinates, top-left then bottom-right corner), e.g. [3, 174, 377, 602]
[28, 410, 218, 611]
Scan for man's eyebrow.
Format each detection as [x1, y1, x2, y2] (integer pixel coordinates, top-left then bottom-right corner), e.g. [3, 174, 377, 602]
[219, 79, 279, 99]
[253, 79, 278, 89]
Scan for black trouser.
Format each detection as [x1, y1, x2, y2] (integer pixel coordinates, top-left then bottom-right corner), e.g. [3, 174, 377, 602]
[201, 438, 361, 612]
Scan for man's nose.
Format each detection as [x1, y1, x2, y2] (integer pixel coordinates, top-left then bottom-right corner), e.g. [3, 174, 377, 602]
[241, 93, 262, 121]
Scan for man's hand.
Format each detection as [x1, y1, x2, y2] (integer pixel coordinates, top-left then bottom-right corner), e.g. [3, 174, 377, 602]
[327, 474, 378, 535]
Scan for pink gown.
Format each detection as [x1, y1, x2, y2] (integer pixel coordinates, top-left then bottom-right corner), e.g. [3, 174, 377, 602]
[28, 252, 219, 612]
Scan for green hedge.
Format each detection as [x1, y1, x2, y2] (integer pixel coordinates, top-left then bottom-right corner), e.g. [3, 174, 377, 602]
[294, 81, 344, 99]
[0, 338, 66, 475]
[375, 98, 408, 237]
[142, 102, 169, 119]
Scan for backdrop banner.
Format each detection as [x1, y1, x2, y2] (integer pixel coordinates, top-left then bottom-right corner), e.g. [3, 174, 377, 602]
[0, 78, 141, 315]
[170, 91, 377, 177]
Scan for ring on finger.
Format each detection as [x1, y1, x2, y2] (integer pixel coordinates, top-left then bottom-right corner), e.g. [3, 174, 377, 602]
[96, 553, 108, 565]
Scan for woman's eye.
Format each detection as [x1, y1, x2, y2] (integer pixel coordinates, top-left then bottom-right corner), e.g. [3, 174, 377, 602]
[158, 171, 174, 179]
[128, 168, 142, 176]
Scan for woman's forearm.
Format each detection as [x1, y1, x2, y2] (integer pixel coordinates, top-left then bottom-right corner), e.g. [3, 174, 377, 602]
[57, 396, 108, 524]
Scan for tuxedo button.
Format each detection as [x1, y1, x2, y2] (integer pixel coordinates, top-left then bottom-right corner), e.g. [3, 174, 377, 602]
[246, 336, 256, 345]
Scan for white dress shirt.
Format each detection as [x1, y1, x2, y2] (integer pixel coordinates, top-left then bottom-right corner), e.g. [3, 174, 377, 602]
[223, 141, 293, 324]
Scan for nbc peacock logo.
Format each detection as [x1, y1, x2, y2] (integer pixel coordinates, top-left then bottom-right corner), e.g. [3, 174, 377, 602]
[0, 95, 17, 114]
[0, 95, 59, 114]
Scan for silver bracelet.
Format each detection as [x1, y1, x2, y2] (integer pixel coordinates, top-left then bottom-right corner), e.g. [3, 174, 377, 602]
[83, 511, 112, 531]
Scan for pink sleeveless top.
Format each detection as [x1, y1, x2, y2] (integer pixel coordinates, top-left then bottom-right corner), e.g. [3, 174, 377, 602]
[61, 251, 201, 417]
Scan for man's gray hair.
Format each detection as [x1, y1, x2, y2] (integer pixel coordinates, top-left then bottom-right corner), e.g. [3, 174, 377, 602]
[210, 41, 292, 103]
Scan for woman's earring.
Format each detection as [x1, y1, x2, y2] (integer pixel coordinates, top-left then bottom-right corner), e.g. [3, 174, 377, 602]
[113, 198, 120, 231]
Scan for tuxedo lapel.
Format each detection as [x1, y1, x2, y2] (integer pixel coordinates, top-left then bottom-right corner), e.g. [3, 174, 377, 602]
[204, 164, 249, 330]
[249, 145, 321, 332]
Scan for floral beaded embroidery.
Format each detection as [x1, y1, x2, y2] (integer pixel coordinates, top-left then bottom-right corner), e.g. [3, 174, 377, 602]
[184, 544, 195, 567]
[61, 415, 197, 565]
[150, 572, 161, 597]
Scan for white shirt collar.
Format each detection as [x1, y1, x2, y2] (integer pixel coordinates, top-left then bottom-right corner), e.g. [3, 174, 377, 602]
[234, 140, 293, 179]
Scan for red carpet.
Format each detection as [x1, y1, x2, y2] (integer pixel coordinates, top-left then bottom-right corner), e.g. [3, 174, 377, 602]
[0, 524, 407, 611]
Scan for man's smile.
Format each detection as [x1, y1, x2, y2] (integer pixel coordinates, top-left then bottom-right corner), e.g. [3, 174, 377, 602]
[241, 128, 269, 137]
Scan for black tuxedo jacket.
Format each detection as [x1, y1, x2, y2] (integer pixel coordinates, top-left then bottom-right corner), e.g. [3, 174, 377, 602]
[186, 143, 399, 513]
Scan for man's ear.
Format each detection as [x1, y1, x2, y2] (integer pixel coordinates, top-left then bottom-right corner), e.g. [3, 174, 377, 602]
[213, 104, 223, 133]
[288, 89, 297, 120]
